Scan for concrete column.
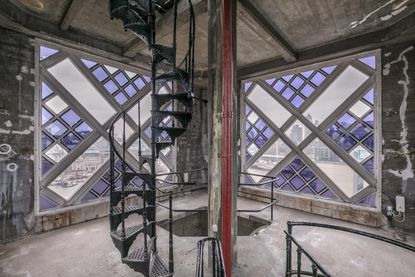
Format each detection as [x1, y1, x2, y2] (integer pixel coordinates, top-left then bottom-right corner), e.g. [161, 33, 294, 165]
[207, 0, 238, 275]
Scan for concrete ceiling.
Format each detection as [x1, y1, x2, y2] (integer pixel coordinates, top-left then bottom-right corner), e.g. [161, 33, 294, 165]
[1, 0, 415, 70]
[248, 0, 415, 50]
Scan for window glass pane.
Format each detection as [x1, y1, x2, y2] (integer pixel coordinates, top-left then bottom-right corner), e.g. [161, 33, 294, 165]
[44, 120, 68, 138]
[114, 92, 128, 105]
[349, 145, 371, 162]
[134, 77, 145, 90]
[105, 65, 118, 74]
[322, 65, 337, 74]
[349, 100, 370, 118]
[128, 93, 152, 126]
[45, 144, 68, 163]
[42, 132, 53, 150]
[285, 120, 311, 145]
[363, 89, 374, 105]
[75, 122, 93, 139]
[304, 66, 368, 126]
[61, 110, 81, 127]
[125, 70, 137, 79]
[42, 107, 53, 125]
[248, 84, 291, 127]
[247, 139, 290, 183]
[358, 56, 376, 69]
[303, 138, 369, 197]
[40, 46, 58, 61]
[42, 82, 53, 99]
[112, 118, 134, 144]
[48, 59, 116, 124]
[128, 137, 151, 157]
[42, 157, 54, 175]
[39, 194, 58, 211]
[61, 132, 82, 150]
[48, 137, 109, 200]
[81, 59, 97, 69]
[45, 96, 68, 114]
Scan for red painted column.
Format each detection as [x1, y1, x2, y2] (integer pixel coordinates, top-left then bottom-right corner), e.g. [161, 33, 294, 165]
[221, 0, 235, 276]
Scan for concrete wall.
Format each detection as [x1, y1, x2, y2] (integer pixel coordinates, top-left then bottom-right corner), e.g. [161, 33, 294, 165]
[176, 86, 209, 184]
[0, 27, 36, 241]
[381, 41, 415, 232]
[0, 24, 413, 242]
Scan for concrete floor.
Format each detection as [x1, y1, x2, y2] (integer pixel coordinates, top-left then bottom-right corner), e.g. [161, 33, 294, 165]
[1, 191, 415, 277]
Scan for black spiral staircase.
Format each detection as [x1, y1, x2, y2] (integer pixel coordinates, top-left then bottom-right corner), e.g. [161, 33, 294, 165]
[107, 0, 195, 276]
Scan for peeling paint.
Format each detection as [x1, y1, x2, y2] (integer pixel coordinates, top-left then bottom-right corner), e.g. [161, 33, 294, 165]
[0, 144, 12, 155]
[0, 128, 33, 135]
[384, 46, 415, 189]
[18, 115, 34, 120]
[20, 65, 28, 74]
[4, 120, 12, 127]
[350, 0, 409, 28]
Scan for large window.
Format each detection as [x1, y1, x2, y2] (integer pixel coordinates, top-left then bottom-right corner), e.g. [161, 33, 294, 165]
[36, 42, 175, 212]
[242, 52, 380, 208]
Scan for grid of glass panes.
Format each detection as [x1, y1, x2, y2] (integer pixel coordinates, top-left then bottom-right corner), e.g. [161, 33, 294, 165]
[38, 45, 175, 211]
[272, 157, 336, 199]
[264, 65, 337, 109]
[41, 82, 94, 176]
[242, 53, 378, 208]
[83, 59, 150, 106]
[245, 105, 274, 160]
[80, 159, 144, 203]
[325, 88, 375, 175]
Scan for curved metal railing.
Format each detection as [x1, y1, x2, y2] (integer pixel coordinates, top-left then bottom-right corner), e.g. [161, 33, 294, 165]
[195, 237, 226, 277]
[285, 221, 415, 276]
[238, 172, 280, 220]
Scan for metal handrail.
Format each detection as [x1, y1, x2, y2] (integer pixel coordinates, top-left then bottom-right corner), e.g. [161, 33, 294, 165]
[195, 237, 226, 277]
[238, 177, 280, 186]
[288, 221, 415, 253]
[238, 173, 279, 220]
[285, 221, 415, 276]
[156, 167, 208, 176]
[284, 231, 330, 277]
[237, 200, 279, 213]
[239, 171, 276, 179]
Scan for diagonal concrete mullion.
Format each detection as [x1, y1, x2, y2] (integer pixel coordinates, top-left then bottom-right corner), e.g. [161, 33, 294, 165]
[38, 51, 154, 207]
[246, 97, 350, 201]
[258, 74, 377, 186]
[243, 62, 349, 167]
[69, 55, 139, 131]
[242, 61, 378, 201]
[40, 66, 147, 191]
[40, 51, 68, 70]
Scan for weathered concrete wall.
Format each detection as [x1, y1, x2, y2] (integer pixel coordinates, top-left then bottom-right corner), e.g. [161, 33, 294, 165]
[382, 41, 415, 232]
[176, 86, 209, 184]
[0, 27, 36, 241]
[238, 187, 387, 227]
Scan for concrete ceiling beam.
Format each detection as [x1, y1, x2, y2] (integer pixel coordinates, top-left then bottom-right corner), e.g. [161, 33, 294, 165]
[0, 6, 150, 72]
[238, 11, 415, 80]
[60, 0, 85, 31]
[238, 0, 297, 62]
[122, 0, 208, 57]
